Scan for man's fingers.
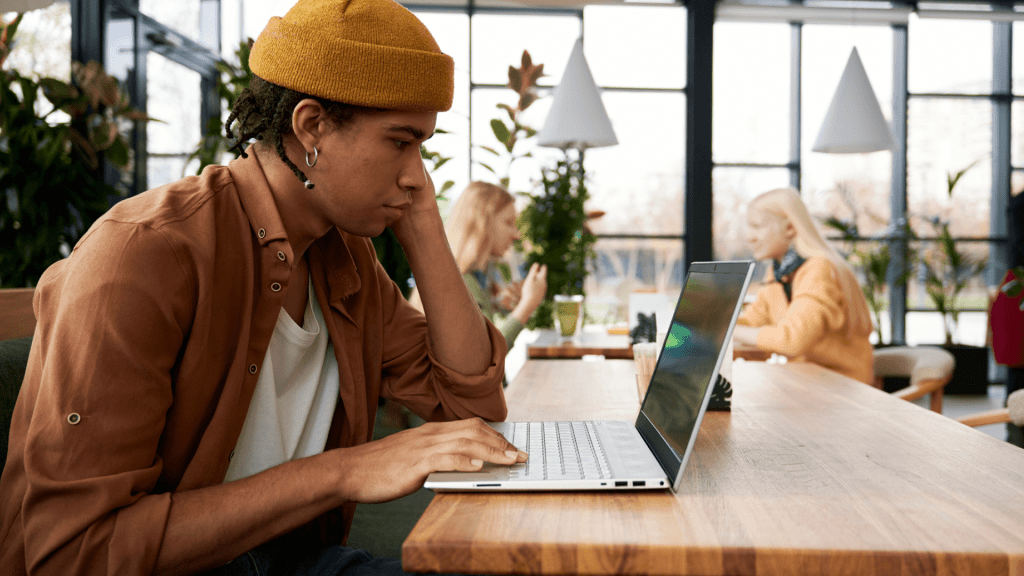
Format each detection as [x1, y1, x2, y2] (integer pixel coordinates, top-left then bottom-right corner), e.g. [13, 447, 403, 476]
[434, 436, 525, 465]
[416, 419, 528, 464]
[426, 452, 486, 473]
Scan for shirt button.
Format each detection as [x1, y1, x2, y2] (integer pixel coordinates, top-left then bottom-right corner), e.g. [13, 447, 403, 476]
[67, 413, 81, 425]
[277, 251, 286, 261]
[271, 282, 282, 292]
[258, 228, 266, 239]
[249, 364, 257, 374]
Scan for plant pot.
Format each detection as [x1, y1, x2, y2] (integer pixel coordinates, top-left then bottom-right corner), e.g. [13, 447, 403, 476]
[553, 295, 584, 338]
[941, 344, 990, 395]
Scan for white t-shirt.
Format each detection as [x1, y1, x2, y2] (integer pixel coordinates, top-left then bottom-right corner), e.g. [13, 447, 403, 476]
[224, 276, 340, 483]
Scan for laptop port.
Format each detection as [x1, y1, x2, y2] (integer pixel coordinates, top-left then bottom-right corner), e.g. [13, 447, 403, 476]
[633, 481, 646, 487]
[615, 481, 628, 487]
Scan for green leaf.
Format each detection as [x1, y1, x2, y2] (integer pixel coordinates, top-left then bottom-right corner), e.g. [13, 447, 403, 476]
[38, 78, 79, 107]
[4, 13, 24, 46]
[490, 119, 511, 145]
[478, 146, 500, 157]
[946, 158, 981, 196]
[438, 180, 454, 196]
[104, 136, 130, 168]
[497, 103, 516, 122]
[17, 77, 37, 109]
[239, 39, 253, 75]
[478, 162, 495, 174]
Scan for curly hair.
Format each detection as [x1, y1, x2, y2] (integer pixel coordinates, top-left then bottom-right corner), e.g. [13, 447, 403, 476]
[225, 75, 380, 188]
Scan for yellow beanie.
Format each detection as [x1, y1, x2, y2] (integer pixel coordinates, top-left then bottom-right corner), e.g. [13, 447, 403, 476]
[249, 0, 454, 112]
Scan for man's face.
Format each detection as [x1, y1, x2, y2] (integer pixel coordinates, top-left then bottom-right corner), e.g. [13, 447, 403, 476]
[312, 109, 437, 237]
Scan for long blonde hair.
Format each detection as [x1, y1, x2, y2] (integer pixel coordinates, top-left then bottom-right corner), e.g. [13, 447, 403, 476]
[446, 181, 516, 274]
[749, 187, 873, 338]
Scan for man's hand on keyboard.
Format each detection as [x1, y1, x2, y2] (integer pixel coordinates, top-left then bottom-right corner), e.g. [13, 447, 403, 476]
[332, 418, 528, 503]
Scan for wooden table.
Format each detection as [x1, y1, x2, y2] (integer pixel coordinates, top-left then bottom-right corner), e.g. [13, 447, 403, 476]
[527, 330, 775, 362]
[403, 359, 1024, 575]
[526, 329, 634, 360]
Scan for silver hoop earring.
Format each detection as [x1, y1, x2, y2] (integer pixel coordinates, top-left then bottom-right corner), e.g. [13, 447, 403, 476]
[305, 146, 318, 168]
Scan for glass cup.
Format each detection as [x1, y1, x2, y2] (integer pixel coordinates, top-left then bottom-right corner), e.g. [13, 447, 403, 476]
[554, 294, 585, 338]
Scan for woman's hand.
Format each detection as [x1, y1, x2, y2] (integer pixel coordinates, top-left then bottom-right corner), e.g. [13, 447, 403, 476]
[511, 263, 547, 325]
[332, 418, 528, 504]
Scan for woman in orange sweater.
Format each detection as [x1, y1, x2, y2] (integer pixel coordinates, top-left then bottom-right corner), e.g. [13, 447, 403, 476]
[731, 188, 875, 385]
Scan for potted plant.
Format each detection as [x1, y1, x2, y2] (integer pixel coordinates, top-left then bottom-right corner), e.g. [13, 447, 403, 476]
[822, 190, 914, 348]
[519, 152, 597, 331]
[917, 160, 990, 394]
[0, 13, 153, 288]
[478, 50, 544, 192]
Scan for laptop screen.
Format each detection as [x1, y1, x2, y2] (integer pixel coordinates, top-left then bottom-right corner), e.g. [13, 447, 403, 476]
[635, 261, 754, 490]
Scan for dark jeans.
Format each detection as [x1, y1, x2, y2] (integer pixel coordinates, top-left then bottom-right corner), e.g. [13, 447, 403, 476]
[202, 538, 425, 576]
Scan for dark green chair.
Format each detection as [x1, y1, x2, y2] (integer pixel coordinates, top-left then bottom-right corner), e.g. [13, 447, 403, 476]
[0, 336, 31, 477]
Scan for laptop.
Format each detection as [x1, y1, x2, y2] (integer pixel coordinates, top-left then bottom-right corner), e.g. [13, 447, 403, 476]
[424, 260, 756, 493]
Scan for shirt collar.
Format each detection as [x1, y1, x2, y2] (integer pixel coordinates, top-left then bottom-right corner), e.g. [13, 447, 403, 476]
[228, 147, 361, 301]
[228, 147, 289, 250]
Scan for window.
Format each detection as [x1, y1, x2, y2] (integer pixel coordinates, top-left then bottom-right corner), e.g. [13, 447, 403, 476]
[713, 21, 790, 166]
[145, 53, 203, 187]
[3, 2, 71, 81]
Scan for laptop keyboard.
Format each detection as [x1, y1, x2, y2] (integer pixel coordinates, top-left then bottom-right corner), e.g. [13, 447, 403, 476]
[507, 421, 612, 480]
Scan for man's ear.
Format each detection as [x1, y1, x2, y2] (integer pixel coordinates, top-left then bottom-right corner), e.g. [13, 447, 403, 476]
[784, 220, 797, 240]
[291, 98, 327, 150]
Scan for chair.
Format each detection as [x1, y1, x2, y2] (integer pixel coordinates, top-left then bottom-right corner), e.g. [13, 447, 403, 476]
[956, 389, 1024, 428]
[0, 288, 35, 340]
[0, 288, 35, 477]
[873, 346, 956, 413]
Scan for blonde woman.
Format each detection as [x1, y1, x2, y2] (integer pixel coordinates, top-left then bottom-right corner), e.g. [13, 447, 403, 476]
[411, 181, 548, 352]
[732, 187, 875, 385]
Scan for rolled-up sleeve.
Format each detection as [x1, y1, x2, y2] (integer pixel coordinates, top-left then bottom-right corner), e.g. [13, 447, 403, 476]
[374, 261, 507, 424]
[19, 221, 193, 575]
[736, 287, 771, 327]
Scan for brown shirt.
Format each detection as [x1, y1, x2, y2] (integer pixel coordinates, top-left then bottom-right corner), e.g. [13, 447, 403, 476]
[0, 152, 508, 575]
[737, 257, 874, 385]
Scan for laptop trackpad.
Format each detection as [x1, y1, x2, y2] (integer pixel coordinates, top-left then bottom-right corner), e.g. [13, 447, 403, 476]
[426, 463, 511, 484]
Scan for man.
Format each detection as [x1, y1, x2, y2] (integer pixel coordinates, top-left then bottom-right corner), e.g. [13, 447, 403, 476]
[0, 0, 525, 574]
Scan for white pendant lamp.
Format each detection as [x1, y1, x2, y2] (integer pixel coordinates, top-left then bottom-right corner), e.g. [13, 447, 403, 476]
[536, 38, 618, 151]
[812, 47, 896, 154]
[0, 0, 53, 12]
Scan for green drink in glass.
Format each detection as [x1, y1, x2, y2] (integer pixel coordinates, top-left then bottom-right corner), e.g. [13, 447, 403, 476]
[554, 294, 584, 337]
